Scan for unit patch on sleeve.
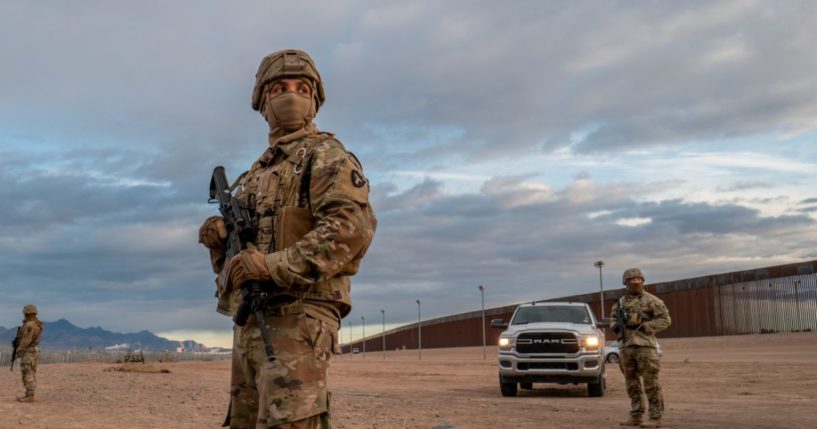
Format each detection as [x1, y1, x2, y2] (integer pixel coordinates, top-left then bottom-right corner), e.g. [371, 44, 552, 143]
[351, 169, 367, 188]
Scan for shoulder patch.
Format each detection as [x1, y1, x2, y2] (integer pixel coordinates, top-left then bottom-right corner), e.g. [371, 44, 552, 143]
[327, 156, 370, 203]
[351, 169, 367, 188]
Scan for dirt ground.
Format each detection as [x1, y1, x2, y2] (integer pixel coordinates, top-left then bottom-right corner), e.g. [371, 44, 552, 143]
[1, 332, 816, 428]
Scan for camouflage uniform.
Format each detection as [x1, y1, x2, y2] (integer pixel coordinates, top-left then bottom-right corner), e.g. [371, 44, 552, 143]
[611, 269, 671, 427]
[16, 305, 44, 402]
[205, 50, 376, 429]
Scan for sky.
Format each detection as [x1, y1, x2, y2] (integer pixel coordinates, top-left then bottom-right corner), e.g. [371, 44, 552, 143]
[1, 1, 816, 348]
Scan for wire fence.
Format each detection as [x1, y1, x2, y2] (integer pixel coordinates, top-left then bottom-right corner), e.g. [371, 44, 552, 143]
[0, 350, 230, 367]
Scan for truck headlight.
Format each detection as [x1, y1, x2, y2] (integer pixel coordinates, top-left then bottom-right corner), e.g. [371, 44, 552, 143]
[584, 336, 600, 349]
[498, 337, 512, 350]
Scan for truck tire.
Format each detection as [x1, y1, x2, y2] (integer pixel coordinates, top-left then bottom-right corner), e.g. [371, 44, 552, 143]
[587, 371, 606, 397]
[499, 375, 518, 397]
[607, 353, 620, 364]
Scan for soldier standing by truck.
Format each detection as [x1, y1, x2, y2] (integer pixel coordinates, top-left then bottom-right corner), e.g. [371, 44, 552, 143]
[13, 304, 44, 403]
[611, 268, 671, 428]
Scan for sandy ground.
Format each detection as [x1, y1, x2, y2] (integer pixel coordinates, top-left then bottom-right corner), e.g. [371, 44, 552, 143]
[1, 332, 816, 428]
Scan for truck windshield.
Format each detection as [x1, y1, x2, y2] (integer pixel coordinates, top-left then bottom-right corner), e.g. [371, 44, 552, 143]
[511, 306, 591, 325]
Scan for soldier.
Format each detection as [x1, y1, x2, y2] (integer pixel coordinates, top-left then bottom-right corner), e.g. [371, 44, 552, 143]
[15, 304, 44, 403]
[611, 268, 671, 428]
[199, 49, 376, 428]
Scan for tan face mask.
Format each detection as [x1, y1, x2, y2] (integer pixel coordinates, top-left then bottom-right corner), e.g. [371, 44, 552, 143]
[627, 282, 644, 295]
[262, 92, 315, 132]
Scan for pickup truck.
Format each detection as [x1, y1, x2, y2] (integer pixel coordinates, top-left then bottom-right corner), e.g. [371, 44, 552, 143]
[491, 302, 607, 397]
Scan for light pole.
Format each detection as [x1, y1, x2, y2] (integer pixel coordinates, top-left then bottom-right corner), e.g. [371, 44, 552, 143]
[594, 260, 605, 320]
[381, 309, 386, 360]
[479, 284, 486, 360]
[361, 315, 366, 359]
[416, 299, 422, 360]
[348, 320, 352, 358]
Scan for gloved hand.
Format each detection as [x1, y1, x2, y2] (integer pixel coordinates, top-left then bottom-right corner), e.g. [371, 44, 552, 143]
[199, 216, 228, 250]
[224, 244, 271, 291]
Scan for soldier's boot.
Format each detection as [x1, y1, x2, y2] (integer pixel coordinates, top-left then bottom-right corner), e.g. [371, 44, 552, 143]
[16, 394, 35, 403]
[640, 417, 662, 428]
[619, 416, 642, 426]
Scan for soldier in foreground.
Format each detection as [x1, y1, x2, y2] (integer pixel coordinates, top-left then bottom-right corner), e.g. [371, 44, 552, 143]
[13, 304, 44, 403]
[611, 269, 671, 428]
[199, 49, 376, 428]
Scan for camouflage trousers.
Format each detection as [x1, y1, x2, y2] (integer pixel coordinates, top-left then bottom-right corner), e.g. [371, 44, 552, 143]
[619, 346, 663, 419]
[229, 324, 257, 429]
[238, 309, 336, 429]
[19, 347, 40, 396]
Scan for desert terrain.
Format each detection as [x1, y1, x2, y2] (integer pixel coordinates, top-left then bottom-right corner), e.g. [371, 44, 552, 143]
[1, 332, 816, 428]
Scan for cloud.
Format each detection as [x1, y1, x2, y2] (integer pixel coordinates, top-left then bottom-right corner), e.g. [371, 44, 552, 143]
[353, 175, 816, 322]
[718, 181, 775, 192]
[616, 217, 653, 227]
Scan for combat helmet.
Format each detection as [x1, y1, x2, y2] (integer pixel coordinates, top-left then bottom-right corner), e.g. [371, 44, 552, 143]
[23, 304, 38, 315]
[251, 49, 325, 113]
[622, 268, 644, 285]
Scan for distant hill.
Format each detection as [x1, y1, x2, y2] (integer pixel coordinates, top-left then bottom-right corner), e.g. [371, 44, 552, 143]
[0, 319, 209, 352]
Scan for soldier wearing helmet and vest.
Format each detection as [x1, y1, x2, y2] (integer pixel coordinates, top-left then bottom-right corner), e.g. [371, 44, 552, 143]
[14, 304, 44, 403]
[199, 49, 376, 428]
[611, 268, 671, 428]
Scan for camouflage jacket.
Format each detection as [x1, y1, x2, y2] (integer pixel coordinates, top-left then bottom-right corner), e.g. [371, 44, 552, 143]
[611, 291, 671, 348]
[15, 318, 43, 357]
[224, 125, 376, 319]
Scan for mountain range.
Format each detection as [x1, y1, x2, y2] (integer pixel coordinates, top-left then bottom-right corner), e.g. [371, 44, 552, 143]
[0, 319, 210, 352]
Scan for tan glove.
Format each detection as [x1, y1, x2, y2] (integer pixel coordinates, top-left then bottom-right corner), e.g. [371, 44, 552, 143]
[224, 244, 271, 291]
[199, 216, 228, 250]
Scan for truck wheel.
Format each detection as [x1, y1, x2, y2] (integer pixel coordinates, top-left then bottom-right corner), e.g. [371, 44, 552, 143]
[587, 372, 606, 397]
[520, 382, 533, 390]
[607, 353, 620, 364]
[499, 375, 518, 397]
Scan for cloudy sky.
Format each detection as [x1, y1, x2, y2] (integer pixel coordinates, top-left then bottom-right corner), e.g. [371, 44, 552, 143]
[1, 1, 816, 348]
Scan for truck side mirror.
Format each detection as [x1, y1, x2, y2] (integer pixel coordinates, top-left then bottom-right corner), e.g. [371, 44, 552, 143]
[596, 318, 611, 328]
[490, 318, 508, 329]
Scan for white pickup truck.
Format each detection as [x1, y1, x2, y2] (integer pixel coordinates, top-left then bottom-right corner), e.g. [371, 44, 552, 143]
[491, 302, 607, 397]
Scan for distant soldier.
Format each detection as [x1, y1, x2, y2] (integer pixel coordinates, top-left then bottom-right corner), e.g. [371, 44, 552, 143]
[15, 304, 44, 403]
[612, 269, 671, 428]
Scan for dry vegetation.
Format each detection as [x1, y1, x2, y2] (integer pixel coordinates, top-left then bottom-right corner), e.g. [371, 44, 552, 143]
[1, 332, 816, 428]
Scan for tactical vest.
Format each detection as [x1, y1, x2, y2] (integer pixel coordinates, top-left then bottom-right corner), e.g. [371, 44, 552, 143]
[233, 133, 370, 317]
[615, 292, 668, 348]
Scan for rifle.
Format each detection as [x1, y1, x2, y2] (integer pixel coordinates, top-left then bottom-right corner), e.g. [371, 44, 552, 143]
[612, 297, 627, 343]
[209, 166, 276, 362]
[612, 297, 653, 343]
[10, 326, 21, 371]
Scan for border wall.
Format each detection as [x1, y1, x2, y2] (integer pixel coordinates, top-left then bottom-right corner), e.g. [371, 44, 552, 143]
[345, 260, 817, 353]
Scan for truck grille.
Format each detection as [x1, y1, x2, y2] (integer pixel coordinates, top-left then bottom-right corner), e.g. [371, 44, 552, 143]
[516, 332, 579, 354]
[518, 362, 579, 371]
